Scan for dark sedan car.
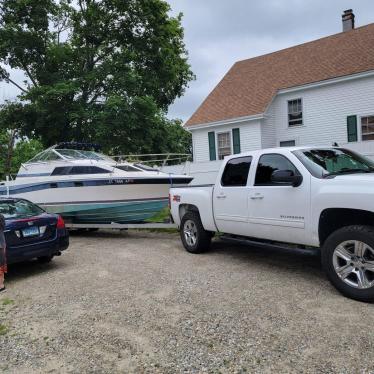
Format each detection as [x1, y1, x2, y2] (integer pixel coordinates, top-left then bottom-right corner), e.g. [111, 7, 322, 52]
[0, 198, 69, 264]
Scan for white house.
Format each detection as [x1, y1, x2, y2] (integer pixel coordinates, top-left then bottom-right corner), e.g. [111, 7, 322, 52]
[179, 10, 374, 184]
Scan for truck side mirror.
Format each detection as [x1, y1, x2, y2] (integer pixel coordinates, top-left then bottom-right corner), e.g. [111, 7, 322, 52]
[271, 170, 303, 187]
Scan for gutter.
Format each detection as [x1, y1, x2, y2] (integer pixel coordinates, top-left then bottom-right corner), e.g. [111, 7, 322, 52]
[277, 69, 374, 95]
[184, 113, 265, 131]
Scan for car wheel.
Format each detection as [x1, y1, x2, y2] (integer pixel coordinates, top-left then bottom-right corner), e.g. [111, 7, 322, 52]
[180, 211, 211, 254]
[37, 255, 54, 264]
[322, 225, 374, 302]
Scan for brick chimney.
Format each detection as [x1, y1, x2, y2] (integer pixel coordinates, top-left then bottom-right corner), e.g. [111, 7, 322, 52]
[342, 9, 355, 32]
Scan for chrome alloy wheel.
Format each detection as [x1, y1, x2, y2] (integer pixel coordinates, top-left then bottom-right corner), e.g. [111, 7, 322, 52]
[333, 240, 374, 289]
[183, 220, 198, 247]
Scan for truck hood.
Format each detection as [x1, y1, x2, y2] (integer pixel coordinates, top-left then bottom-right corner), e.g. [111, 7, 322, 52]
[334, 173, 374, 182]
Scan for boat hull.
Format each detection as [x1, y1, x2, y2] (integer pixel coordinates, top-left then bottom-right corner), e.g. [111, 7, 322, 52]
[42, 198, 168, 224]
[0, 176, 192, 224]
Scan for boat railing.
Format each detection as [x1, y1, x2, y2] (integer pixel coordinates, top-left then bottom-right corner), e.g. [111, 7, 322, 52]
[111, 153, 192, 168]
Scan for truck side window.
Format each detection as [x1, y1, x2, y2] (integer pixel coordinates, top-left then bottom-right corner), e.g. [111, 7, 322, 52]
[255, 154, 300, 186]
[221, 156, 252, 187]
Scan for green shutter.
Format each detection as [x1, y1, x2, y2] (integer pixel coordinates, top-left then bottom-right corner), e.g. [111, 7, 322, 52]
[232, 128, 241, 154]
[347, 115, 358, 142]
[208, 132, 216, 161]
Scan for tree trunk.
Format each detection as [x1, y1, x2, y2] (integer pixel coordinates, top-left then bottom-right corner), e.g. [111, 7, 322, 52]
[4, 129, 17, 178]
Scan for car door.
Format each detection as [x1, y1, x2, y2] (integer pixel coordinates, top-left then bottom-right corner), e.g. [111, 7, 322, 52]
[247, 153, 310, 245]
[213, 156, 252, 236]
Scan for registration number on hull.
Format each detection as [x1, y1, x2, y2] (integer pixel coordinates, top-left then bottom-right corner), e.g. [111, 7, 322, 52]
[107, 179, 135, 185]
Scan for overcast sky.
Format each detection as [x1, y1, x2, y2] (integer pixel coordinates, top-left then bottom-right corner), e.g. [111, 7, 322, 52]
[0, 1, 373, 123]
[167, 0, 374, 122]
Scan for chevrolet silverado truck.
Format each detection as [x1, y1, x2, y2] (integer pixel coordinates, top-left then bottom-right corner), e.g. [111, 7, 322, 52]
[170, 147, 374, 302]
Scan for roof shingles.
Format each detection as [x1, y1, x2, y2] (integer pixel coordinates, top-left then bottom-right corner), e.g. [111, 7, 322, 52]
[186, 23, 374, 127]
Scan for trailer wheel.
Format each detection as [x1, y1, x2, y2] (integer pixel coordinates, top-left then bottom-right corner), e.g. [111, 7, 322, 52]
[180, 211, 211, 254]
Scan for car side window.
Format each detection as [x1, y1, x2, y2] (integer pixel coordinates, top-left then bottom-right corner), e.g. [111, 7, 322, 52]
[221, 156, 252, 187]
[255, 154, 300, 186]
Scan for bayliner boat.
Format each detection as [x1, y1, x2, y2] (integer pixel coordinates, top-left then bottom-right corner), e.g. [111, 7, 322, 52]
[0, 143, 193, 224]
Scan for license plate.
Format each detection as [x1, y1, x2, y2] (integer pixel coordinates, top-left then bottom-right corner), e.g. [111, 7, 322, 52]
[22, 226, 40, 238]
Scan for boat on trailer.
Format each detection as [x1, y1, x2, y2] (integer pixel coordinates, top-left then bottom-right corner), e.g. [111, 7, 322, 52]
[0, 143, 193, 224]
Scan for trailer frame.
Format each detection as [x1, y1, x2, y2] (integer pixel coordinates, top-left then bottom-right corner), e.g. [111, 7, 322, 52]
[65, 222, 177, 230]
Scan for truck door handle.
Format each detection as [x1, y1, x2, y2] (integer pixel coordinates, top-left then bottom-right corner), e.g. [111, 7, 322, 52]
[250, 194, 264, 200]
[216, 194, 227, 199]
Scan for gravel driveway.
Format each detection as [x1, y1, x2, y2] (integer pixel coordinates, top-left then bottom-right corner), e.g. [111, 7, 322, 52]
[0, 230, 374, 373]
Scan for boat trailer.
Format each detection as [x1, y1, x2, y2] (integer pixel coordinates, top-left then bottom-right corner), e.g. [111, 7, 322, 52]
[65, 222, 177, 230]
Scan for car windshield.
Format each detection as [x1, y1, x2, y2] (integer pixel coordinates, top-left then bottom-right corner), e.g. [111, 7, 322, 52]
[293, 148, 374, 178]
[0, 199, 44, 220]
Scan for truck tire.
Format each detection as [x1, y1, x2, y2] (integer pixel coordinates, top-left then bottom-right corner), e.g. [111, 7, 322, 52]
[321, 225, 374, 302]
[180, 211, 211, 254]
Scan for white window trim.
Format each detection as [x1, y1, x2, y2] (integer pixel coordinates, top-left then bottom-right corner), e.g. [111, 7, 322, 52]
[287, 98, 303, 128]
[216, 130, 233, 160]
[359, 114, 374, 142]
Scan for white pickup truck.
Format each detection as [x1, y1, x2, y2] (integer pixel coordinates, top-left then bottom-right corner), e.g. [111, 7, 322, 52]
[170, 147, 374, 301]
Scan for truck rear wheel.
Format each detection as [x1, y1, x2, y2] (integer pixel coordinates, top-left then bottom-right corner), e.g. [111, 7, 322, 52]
[180, 211, 211, 254]
[322, 225, 374, 302]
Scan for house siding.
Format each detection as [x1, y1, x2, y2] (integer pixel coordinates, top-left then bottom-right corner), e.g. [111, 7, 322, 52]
[163, 160, 223, 185]
[261, 104, 277, 149]
[192, 75, 374, 163]
[191, 120, 262, 163]
[269, 75, 374, 148]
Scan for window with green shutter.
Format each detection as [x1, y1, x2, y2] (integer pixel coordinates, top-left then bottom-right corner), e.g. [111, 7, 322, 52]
[208, 131, 216, 161]
[347, 115, 358, 142]
[232, 128, 241, 154]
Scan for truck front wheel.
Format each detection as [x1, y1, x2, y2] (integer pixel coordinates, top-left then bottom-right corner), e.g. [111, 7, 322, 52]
[322, 225, 374, 302]
[180, 211, 211, 254]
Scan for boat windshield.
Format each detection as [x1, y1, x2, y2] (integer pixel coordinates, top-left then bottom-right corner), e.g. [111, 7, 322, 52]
[27, 149, 63, 163]
[27, 148, 114, 163]
[55, 149, 113, 161]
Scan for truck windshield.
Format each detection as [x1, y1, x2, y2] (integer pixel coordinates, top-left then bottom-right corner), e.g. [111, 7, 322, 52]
[293, 148, 374, 178]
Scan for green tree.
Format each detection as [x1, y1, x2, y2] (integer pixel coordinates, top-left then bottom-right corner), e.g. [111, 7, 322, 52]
[0, 0, 193, 154]
[0, 102, 43, 178]
[0, 134, 43, 180]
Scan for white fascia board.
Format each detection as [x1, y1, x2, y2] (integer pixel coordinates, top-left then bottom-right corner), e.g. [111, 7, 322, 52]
[184, 113, 264, 132]
[277, 69, 374, 95]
